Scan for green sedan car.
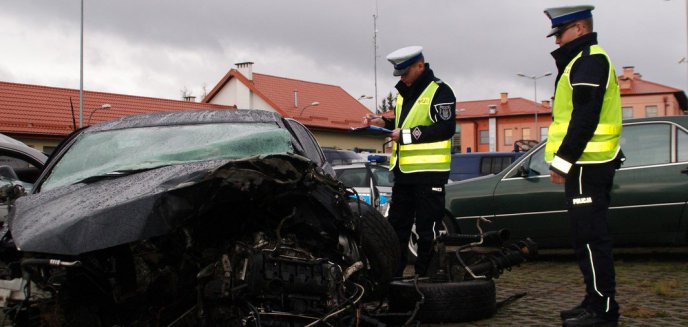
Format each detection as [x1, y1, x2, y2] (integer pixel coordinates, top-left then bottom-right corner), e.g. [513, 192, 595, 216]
[446, 116, 688, 248]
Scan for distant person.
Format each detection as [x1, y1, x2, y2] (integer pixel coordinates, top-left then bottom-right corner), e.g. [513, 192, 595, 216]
[543, 5, 624, 327]
[363, 46, 456, 276]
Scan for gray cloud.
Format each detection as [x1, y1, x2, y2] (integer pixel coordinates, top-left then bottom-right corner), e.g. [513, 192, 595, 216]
[2, 0, 686, 105]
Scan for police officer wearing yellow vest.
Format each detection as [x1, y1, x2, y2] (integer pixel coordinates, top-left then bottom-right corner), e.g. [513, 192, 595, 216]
[543, 6, 624, 327]
[363, 46, 456, 277]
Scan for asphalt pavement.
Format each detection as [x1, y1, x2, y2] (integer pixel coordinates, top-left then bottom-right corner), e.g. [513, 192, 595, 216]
[414, 249, 688, 326]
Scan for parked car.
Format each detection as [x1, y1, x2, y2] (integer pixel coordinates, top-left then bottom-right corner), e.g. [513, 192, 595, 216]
[0, 110, 400, 326]
[449, 151, 524, 182]
[334, 161, 393, 216]
[0, 133, 47, 220]
[446, 116, 688, 248]
[322, 148, 366, 165]
[334, 157, 457, 260]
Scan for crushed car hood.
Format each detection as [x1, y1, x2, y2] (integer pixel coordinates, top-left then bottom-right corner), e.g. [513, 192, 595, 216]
[9, 154, 337, 255]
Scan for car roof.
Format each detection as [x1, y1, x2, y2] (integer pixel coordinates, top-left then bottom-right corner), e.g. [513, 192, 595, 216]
[624, 115, 688, 127]
[333, 163, 368, 170]
[451, 151, 523, 158]
[0, 133, 47, 167]
[322, 148, 367, 165]
[86, 109, 284, 133]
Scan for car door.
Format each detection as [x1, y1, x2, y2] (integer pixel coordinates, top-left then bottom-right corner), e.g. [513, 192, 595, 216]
[608, 121, 687, 246]
[491, 120, 688, 248]
[491, 144, 569, 247]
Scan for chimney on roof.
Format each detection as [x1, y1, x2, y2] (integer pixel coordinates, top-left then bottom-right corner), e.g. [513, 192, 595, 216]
[622, 66, 635, 80]
[620, 66, 635, 90]
[488, 104, 497, 115]
[541, 100, 550, 109]
[183, 95, 196, 102]
[500, 92, 508, 104]
[235, 62, 254, 80]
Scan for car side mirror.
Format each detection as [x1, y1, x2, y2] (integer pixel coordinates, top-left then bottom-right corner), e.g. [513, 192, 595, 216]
[0, 184, 26, 203]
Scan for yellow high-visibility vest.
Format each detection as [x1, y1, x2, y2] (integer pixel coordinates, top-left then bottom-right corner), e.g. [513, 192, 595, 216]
[390, 81, 451, 173]
[545, 45, 622, 163]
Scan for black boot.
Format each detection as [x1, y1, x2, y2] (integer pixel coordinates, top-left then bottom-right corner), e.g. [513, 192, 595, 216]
[562, 310, 618, 327]
[560, 305, 587, 320]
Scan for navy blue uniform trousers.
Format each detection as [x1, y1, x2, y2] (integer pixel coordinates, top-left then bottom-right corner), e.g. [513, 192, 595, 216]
[388, 183, 444, 277]
[564, 161, 619, 319]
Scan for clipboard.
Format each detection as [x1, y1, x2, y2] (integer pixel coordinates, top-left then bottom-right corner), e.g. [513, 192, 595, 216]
[349, 125, 393, 135]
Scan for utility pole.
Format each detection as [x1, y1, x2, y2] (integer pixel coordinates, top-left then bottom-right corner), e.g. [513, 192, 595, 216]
[373, 1, 379, 114]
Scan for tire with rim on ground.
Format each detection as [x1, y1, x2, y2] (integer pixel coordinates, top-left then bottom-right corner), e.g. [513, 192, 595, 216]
[349, 201, 400, 301]
[387, 279, 496, 323]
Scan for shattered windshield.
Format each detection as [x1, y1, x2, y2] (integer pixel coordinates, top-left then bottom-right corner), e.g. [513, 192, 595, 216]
[41, 123, 293, 191]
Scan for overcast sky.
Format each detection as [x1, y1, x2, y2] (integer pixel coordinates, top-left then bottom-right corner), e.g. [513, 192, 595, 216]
[2, 0, 686, 110]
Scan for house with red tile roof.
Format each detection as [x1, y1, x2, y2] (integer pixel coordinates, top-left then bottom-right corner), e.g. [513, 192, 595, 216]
[617, 66, 687, 119]
[202, 62, 383, 152]
[456, 93, 552, 153]
[455, 68, 687, 153]
[0, 81, 234, 153]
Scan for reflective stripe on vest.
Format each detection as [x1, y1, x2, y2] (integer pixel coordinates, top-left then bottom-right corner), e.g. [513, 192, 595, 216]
[545, 45, 622, 163]
[390, 81, 451, 173]
[548, 123, 622, 137]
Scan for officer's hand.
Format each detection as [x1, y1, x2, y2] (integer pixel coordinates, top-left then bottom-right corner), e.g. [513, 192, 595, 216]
[391, 128, 401, 142]
[363, 114, 385, 127]
[549, 171, 565, 184]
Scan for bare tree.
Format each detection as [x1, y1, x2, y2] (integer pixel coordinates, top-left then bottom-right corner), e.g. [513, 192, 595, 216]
[200, 83, 208, 100]
[180, 86, 200, 102]
[180, 86, 193, 101]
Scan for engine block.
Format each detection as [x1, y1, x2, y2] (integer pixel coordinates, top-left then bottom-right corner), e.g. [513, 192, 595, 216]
[245, 250, 342, 314]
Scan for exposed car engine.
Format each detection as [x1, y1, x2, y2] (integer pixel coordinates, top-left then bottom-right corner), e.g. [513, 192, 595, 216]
[0, 153, 396, 327]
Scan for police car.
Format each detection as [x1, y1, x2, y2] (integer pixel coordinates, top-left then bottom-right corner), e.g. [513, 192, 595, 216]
[333, 154, 393, 216]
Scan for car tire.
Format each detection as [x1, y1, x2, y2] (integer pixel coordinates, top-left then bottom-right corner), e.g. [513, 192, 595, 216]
[407, 212, 456, 263]
[349, 201, 400, 300]
[387, 279, 496, 323]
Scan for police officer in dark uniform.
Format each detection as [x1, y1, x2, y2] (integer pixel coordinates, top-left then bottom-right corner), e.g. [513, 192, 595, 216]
[543, 6, 624, 327]
[364, 46, 456, 277]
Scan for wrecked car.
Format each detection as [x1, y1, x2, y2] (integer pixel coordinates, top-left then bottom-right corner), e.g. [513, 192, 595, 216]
[0, 109, 400, 326]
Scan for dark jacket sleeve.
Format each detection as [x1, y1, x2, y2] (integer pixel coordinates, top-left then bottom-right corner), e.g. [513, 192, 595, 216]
[407, 83, 456, 144]
[382, 117, 395, 130]
[551, 54, 609, 173]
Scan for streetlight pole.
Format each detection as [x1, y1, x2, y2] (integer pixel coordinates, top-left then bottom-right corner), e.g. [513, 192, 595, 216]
[517, 72, 552, 141]
[87, 104, 111, 125]
[79, 0, 84, 127]
[358, 95, 373, 111]
[298, 102, 320, 116]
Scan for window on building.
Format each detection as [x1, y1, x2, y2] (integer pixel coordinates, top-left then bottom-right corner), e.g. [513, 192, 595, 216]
[522, 128, 531, 140]
[453, 124, 461, 153]
[503, 129, 513, 146]
[539, 127, 548, 142]
[622, 107, 633, 120]
[479, 130, 488, 144]
[645, 105, 658, 118]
